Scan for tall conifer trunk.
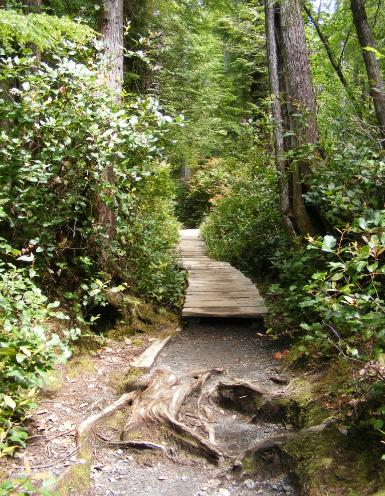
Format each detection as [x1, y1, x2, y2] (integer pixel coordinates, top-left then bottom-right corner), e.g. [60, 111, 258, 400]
[95, 0, 124, 249]
[265, 0, 321, 236]
[100, 0, 124, 97]
[350, 0, 385, 146]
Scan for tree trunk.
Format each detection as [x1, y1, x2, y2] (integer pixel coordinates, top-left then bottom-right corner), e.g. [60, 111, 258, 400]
[22, 0, 41, 12]
[350, 0, 385, 146]
[265, 0, 296, 236]
[265, 0, 321, 236]
[280, 0, 320, 235]
[280, 0, 318, 146]
[95, 0, 124, 247]
[100, 0, 124, 97]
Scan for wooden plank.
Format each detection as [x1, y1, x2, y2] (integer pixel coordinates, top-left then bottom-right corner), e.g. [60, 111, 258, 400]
[183, 308, 267, 318]
[179, 229, 268, 319]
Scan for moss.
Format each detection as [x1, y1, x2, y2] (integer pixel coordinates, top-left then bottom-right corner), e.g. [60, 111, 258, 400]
[283, 426, 385, 496]
[131, 337, 144, 347]
[105, 409, 127, 429]
[106, 326, 136, 340]
[242, 454, 255, 474]
[122, 366, 145, 391]
[40, 369, 63, 395]
[66, 355, 96, 379]
[55, 444, 92, 496]
[73, 333, 106, 352]
[55, 461, 91, 496]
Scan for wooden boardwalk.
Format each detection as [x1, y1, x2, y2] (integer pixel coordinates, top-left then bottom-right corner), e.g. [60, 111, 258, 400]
[179, 229, 268, 319]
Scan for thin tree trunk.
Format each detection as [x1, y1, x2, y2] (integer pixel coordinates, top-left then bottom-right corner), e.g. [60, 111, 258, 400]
[350, 0, 385, 146]
[303, 4, 351, 94]
[265, 0, 296, 236]
[95, 0, 124, 246]
[100, 0, 124, 97]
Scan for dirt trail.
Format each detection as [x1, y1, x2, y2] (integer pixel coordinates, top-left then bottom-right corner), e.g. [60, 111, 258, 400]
[4, 319, 298, 496]
[90, 319, 297, 496]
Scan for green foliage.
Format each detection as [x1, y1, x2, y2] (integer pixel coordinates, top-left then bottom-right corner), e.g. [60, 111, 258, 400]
[0, 473, 56, 495]
[0, 10, 95, 52]
[0, 8, 184, 461]
[0, 259, 76, 456]
[201, 125, 289, 275]
[146, 0, 266, 175]
[0, 45, 183, 307]
[176, 157, 233, 227]
[298, 212, 385, 360]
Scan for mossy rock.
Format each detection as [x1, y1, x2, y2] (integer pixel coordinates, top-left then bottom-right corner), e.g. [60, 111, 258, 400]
[74, 333, 106, 352]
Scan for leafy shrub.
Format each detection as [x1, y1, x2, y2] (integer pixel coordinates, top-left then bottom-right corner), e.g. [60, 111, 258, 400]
[305, 145, 385, 227]
[0, 253, 75, 456]
[0, 42, 183, 307]
[298, 212, 385, 360]
[0, 10, 185, 459]
[201, 161, 289, 276]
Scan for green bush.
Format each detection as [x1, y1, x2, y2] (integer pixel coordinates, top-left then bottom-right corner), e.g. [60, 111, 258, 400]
[298, 212, 385, 360]
[0, 11, 185, 457]
[0, 41, 183, 307]
[0, 251, 76, 456]
[201, 161, 288, 276]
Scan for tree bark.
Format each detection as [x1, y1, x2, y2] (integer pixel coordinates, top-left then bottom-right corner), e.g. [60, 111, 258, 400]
[350, 0, 385, 146]
[100, 0, 124, 97]
[265, 0, 321, 236]
[22, 0, 41, 12]
[95, 0, 124, 247]
[280, 0, 320, 235]
[265, 0, 296, 236]
[280, 0, 318, 146]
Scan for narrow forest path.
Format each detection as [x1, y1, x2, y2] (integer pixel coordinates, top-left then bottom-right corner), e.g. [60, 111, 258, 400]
[5, 234, 299, 496]
[91, 320, 297, 496]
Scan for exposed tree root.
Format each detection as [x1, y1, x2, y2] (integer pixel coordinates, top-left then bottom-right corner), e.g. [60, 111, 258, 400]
[76, 367, 224, 463]
[120, 367, 224, 462]
[76, 391, 137, 446]
[96, 433, 170, 454]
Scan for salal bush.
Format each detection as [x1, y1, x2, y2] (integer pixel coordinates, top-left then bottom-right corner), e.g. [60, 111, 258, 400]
[298, 211, 385, 360]
[0, 47, 183, 307]
[0, 240, 76, 457]
[305, 144, 385, 227]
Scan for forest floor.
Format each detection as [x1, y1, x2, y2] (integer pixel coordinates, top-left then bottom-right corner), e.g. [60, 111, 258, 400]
[2, 318, 300, 496]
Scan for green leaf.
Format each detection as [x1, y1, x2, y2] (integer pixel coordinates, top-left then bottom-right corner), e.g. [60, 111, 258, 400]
[322, 235, 337, 253]
[3, 395, 16, 410]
